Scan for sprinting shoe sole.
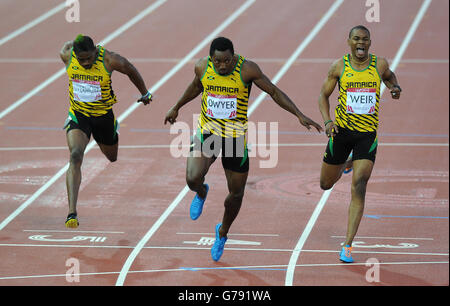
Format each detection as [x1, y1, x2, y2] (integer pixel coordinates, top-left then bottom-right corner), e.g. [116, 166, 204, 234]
[65, 213, 79, 228]
[339, 245, 354, 263]
[190, 184, 209, 220]
[211, 223, 227, 262]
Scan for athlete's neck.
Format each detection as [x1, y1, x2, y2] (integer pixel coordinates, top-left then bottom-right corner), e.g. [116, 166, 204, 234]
[350, 54, 370, 67]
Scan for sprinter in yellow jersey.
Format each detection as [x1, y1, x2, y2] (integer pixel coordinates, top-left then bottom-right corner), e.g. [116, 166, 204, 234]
[165, 37, 322, 261]
[318, 26, 402, 263]
[60, 35, 152, 228]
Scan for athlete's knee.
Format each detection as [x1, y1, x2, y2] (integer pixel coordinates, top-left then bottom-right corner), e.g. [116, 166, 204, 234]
[320, 180, 333, 190]
[106, 153, 117, 163]
[226, 188, 245, 204]
[186, 171, 203, 191]
[69, 148, 84, 166]
[351, 177, 369, 197]
[319, 166, 341, 190]
[99, 144, 118, 162]
[320, 177, 335, 190]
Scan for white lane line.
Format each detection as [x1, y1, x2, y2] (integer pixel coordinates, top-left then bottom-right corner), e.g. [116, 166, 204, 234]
[2, 243, 448, 257]
[0, 261, 447, 282]
[0, 165, 70, 231]
[0, 0, 168, 231]
[0, 142, 447, 151]
[0, 70, 66, 120]
[384, 0, 434, 78]
[176, 232, 279, 237]
[114, 0, 257, 286]
[1, 57, 448, 64]
[284, 0, 434, 286]
[23, 229, 125, 234]
[248, 0, 344, 115]
[285, 187, 334, 284]
[0, 0, 167, 120]
[0, 2, 66, 47]
[330, 236, 434, 240]
[115, 0, 344, 286]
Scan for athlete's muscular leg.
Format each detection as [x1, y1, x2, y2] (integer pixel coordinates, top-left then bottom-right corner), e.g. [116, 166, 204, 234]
[186, 152, 215, 198]
[344, 159, 374, 246]
[319, 161, 348, 190]
[98, 142, 118, 162]
[219, 169, 248, 239]
[66, 129, 90, 215]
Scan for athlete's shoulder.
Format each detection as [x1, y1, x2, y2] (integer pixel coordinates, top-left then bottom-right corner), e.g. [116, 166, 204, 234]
[196, 56, 209, 67]
[194, 56, 209, 77]
[102, 47, 114, 60]
[103, 48, 129, 66]
[61, 40, 73, 53]
[241, 57, 257, 69]
[60, 40, 74, 65]
[373, 55, 390, 78]
[375, 56, 389, 69]
[101, 47, 116, 72]
[328, 57, 345, 79]
[240, 58, 262, 80]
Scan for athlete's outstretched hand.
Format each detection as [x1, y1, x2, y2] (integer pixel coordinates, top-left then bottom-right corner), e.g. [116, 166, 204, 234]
[137, 94, 152, 105]
[390, 85, 401, 100]
[164, 106, 178, 125]
[298, 114, 323, 133]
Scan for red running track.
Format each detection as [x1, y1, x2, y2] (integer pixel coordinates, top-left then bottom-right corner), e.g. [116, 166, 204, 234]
[0, 0, 448, 287]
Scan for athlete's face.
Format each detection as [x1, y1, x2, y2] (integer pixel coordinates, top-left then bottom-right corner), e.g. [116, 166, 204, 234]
[211, 50, 234, 75]
[348, 29, 371, 60]
[76, 49, 97, 69]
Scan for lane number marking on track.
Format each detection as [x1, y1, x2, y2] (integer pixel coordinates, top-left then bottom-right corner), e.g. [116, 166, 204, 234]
[183, 237, 261, 246]
[28, 234, 107, 243]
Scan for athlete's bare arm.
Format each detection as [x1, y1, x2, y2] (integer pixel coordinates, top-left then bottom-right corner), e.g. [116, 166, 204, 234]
[377, 57, 401, 99]
[59, 41, 73, 66]
[104, 50, 151, 105]
[318, 58, 343, 137]
[241, 60, 323, 132]
[164, 57, 206, 125]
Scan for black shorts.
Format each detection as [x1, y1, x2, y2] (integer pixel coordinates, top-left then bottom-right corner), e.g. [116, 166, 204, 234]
[63, 109, 119, 145]
[323, 127, 377, 165]
[190, 131, 249, 173]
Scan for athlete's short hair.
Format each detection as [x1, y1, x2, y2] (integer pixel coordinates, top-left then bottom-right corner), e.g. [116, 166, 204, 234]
[210, 37, 234, 57]
[73, 34, 96, 55]
[348, 25, 370, 38]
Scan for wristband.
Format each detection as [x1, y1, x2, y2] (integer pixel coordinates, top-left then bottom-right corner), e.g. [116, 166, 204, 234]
[324, 120, 333, 126]
[141, 91, 152, 99]
[392, 85, 402, 92]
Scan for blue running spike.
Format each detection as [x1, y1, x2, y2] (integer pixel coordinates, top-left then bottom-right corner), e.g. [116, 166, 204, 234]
[190, 184, 209, 220]
[211, 223, 227, 262]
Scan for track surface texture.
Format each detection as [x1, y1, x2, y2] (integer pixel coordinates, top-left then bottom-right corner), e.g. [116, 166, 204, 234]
[0, 0, 448, 289]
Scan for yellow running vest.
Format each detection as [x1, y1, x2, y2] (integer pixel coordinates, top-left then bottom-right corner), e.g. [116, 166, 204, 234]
[66, 46, 117, 117]
[335, 54, 381, 132]
[199, 55, 251, 138]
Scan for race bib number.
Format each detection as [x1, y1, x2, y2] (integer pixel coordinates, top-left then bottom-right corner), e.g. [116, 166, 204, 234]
[346, 88, 376, 115]
[72, 79, 102, 102]
[205, 93, 237, 119]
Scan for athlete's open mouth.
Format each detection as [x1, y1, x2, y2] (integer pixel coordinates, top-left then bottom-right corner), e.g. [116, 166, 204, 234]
[356, 47, 365, 56]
